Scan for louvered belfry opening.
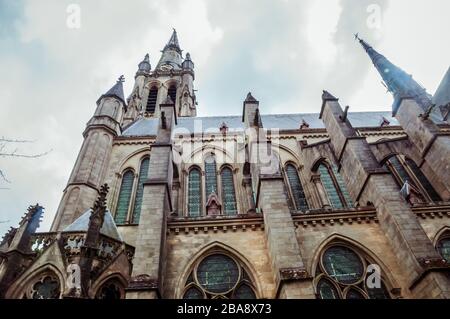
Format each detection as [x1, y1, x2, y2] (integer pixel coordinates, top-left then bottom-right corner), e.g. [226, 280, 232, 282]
[146, 87, 158, 113]
[168, 85, 177, 104]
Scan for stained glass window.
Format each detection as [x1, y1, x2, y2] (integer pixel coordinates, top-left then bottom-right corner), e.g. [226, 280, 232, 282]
[205, 156, 217, 197]
[388, 156, 410, 185]
[346, 289, 365, 299]
[437, 237, 450, 262]
[285, 164, 308, 211]
[188, 168, 201, 217]
[316, 245, 391, 300]
[182, 253, 257, 299]
[317, 278, 340, 299]
[115, 170, 134, 225]
[221, 168, 237, 215]
[233, 284, 256, 299]
[332, 165, 353, 207]
[322, 246, 364, 284]
[197, 255, 239, 293]
[168, 85, 177, 104]
[146, 87, 158, 113]
[318, 164, 344, 209]
[31, 276, 60, 299]
[183, 286, 204, 299]
[405, 158, 441, 202]
[131, 157, 149, 224]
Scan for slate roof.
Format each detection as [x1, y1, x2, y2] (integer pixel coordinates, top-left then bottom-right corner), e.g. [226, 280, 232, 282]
[63, 209, 123, 242]
[122, 112, 399, 137]
[97, 79, 126, 106]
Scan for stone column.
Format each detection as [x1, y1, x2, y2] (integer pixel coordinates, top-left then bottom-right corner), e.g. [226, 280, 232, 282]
[126, 97, 176, 299]
[395, 97, 450, 200]
[320, 91, 450, 298]
[311, 174, 331, 209]
[242, 93, 315, 299]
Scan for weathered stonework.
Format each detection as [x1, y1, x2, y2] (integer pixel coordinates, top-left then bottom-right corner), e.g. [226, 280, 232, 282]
[1, 32, 450, 300]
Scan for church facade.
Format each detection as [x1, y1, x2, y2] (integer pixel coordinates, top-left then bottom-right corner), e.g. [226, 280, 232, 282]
[1, 30, 450, 299]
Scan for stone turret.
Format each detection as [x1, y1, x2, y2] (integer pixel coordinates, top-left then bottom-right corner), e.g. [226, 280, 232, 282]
[51, 77, 126, 231]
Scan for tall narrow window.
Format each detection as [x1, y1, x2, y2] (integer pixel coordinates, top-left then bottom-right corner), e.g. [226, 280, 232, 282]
[437, 236, 450, 262]
[188, 168, 201, 217]
[168, 85, 177, 104]
[332, 165, 353, 207]
[405, 158, 441, 202]
[205, 156, 217, 198]
[221, 167, 237, 215]
[146, 87, 158, 113]
[318, 164, 344, 209]
[384, 155, 441, 202]
[285, 164, 308, 211]
[115, 170, 134, 225]
[131, 157, 150, 224]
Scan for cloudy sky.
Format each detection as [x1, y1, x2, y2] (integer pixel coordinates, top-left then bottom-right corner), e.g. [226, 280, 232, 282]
[1, 0, 449, 235]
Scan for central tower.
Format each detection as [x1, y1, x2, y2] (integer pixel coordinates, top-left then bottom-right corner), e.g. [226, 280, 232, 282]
[123, 29, 197, 126]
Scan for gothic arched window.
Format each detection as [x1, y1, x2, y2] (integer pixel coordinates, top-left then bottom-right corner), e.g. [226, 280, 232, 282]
[188, 168, 202, 217]
[285, 164, 309, 211]
[384, 155, 441, 203]
[315, 244, 391, 299]
[205, 155, 218, 198]
[131, 157, 150, 224]
[168, 84, 177, 104]
[21, 273, 61, 299]
[146, 86, 158, 113]
[181, 253, 257, 299]
[436, 234, 450, 262]
[96, 279, 124, 299]
[115, 170, 134, 225]
[221, 167, 237, 215]
[317, 163, 353, 209]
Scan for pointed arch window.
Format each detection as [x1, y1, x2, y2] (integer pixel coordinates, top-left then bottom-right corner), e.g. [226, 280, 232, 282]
[168, 84, 177, 104]
[315, 244, 391, 299]
[146, 87, 158, 113]
[317, 163, 352, 209]
[181, 253, 257, 299]
[285, 164, 308, 211]
[436, 234, 450, 262]
[384, 155, 441, 203]
[131, 157, 150, 224]
[95, 279, 124, 299]
[115, 170, 134, 225]
[205, 155, 218, 198]
[221, 167, 237, 215]
[188, 168, 202, 217]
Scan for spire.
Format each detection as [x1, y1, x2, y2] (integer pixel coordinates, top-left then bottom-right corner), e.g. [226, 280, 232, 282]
[164, 28, 181, 53]
[156, 29, 183, 70]
[97, 75, 126, 106]
[356, 34, 432, 115]
[137, 53, 151, 73]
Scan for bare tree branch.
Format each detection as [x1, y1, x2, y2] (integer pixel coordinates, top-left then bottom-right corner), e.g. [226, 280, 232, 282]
[0, 137, 36, 143]
[0, 137, 52, 187]
[0, 169, 10, 183]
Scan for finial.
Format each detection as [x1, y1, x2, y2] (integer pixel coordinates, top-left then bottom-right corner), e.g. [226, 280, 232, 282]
[118, 75, 125, 83]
